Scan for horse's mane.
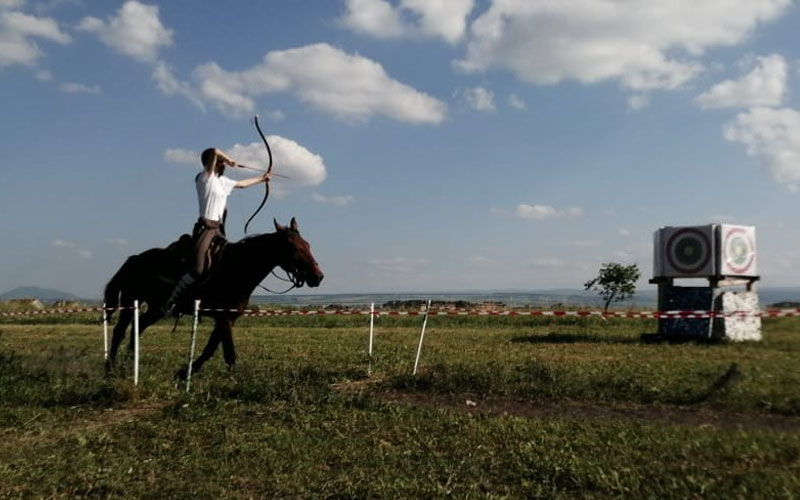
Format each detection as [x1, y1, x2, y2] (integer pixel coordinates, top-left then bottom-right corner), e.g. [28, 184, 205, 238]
[230, 231, 277, 246]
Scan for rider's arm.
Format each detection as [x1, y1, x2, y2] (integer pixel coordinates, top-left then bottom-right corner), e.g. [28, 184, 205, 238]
[235, 172, 272, 188]
[205, 149, 236, 174]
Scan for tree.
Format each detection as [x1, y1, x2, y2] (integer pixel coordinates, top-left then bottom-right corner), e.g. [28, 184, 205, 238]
[584, 263, 641, 312]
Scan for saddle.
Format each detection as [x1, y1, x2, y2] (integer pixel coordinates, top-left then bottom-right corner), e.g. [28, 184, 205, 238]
[165, 231, 228, 283]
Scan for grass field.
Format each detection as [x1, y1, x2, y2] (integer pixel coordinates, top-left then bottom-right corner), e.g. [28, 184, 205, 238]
[1, 310, 799, 498]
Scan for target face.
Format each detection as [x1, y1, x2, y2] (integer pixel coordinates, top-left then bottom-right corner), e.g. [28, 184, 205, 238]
[722, 227, 755, 275]
[666, 228, 712, 275]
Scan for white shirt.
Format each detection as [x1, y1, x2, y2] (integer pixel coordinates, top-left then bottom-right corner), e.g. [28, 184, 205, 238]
[196, 171, 237, 221]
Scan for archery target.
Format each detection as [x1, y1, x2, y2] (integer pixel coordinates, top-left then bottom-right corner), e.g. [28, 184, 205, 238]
[655, 225, 716, 278]
[718, 225, 757, 276]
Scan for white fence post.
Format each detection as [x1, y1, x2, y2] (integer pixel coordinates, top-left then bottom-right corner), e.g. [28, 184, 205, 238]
[186, 299, 201, 392]
[367, 302, 375, 376]
[102, 302, 108, 361]
[412, 299, 431, 375]
[133, 300, 139, 386]
[368, 302, 375, 356]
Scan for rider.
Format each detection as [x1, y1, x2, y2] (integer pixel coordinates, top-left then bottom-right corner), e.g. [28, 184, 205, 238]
[165, 147, 272, 315]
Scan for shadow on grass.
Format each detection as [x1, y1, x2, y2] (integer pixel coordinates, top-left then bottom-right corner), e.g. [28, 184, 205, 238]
[510, 332, 641, 345]
[0, 347, 134, 408]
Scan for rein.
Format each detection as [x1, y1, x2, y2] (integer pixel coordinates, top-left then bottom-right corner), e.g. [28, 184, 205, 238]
[239, 232, 305, 295]
[257, 270, 301, 294]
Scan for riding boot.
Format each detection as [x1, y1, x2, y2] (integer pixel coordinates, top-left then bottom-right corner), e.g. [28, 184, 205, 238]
[164, 273, 195, 316]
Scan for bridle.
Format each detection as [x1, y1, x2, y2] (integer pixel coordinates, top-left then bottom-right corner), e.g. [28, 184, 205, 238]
[257, 270, 302, 294]
[257, 232, 308, 294]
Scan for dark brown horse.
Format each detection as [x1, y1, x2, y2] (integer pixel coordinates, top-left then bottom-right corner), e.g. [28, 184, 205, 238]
[104, 218, 323, 378]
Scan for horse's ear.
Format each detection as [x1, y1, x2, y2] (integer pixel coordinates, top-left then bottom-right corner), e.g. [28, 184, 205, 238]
[274, 218, 284, 232]
[290, 217, 298, 232]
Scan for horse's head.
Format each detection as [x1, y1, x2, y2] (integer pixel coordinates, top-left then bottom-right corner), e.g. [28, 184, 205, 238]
[273, 217, 324, 288]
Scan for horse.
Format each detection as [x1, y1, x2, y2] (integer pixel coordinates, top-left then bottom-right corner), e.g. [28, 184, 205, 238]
[104, 218, 323, 378]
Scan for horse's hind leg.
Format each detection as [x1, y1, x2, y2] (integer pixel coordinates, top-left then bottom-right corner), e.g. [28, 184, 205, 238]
[218, 320, 236, 370]
[106, 307, 132, 374]
[126, 304, 162, 357]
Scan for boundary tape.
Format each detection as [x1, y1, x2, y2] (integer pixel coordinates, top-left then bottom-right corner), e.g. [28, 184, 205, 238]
[2, 305, 800, 319]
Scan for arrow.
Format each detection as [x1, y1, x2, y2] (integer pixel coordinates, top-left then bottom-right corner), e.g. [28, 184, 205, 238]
[232, 163, 290, 179]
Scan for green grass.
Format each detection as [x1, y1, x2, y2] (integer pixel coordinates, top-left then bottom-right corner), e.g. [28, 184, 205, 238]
[1, 314, 799, 498]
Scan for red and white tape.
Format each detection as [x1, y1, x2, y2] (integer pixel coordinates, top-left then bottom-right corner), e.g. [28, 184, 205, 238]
[2, 306, 800, 319]
[228, 308, 800, 319]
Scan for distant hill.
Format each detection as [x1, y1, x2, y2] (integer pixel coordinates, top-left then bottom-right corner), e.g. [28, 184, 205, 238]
[0, 286, 80, 302]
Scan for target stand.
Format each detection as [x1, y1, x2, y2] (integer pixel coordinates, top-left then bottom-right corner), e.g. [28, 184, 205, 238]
[649, 224, 761, 342]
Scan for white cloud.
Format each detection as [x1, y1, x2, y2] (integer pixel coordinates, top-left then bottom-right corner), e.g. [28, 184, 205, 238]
[104, 237, 128, 246]
[339, 0, 474, 44]
[267, 109, 285, 122]
[192, 43, 447, 124]
[0, 0, 25, 9]
[456, 0, 790, 92]
[35, 69, 51, 81]
[0, 9, 70, 69]
[152, 61, 204, 109]
[618, 228, 631, 237]
[696, 54, 787, 109]
[507, 93, 527, 110]
[78, 1, 172, 63]
[51, 239, 91, 259]
[627, 94, 651, 111]
[51, 239, 75, 248]
[164, 148, 198, 165]
[516, 204, 583, 220]
[59, 82, 100, 94]
[227, 136, 327, 194]
[723, 106, 800, 183]
[402, 0, 475, 44]
[311, 192, 354, 206]
[338, 0, 407, 39]
[165, 136, 326, 195]
[2, 10, 68, 42]
[460, 86, 495, 112]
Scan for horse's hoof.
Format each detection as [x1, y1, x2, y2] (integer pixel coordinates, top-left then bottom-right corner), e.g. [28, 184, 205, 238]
[174, 367, 188, 381]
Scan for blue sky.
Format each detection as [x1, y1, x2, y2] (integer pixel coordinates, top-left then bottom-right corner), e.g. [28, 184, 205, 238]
[2, 0, 800, 298]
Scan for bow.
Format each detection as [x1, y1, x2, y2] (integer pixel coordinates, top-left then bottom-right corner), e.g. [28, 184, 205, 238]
[244, 114, 273, 234]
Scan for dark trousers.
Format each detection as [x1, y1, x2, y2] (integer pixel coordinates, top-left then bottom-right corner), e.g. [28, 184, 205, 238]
[191, 218, 223, 277]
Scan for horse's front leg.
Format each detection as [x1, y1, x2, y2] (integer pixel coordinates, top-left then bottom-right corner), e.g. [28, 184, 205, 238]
[176, 319, 223, 380]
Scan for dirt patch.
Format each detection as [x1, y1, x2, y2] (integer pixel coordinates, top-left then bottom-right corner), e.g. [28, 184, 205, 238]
[0, 400, 167, 450]
[376, 391, 800, 432]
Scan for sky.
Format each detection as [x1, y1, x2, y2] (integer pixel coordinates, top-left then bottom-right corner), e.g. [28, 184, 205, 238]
[2, 0, 800, 298]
